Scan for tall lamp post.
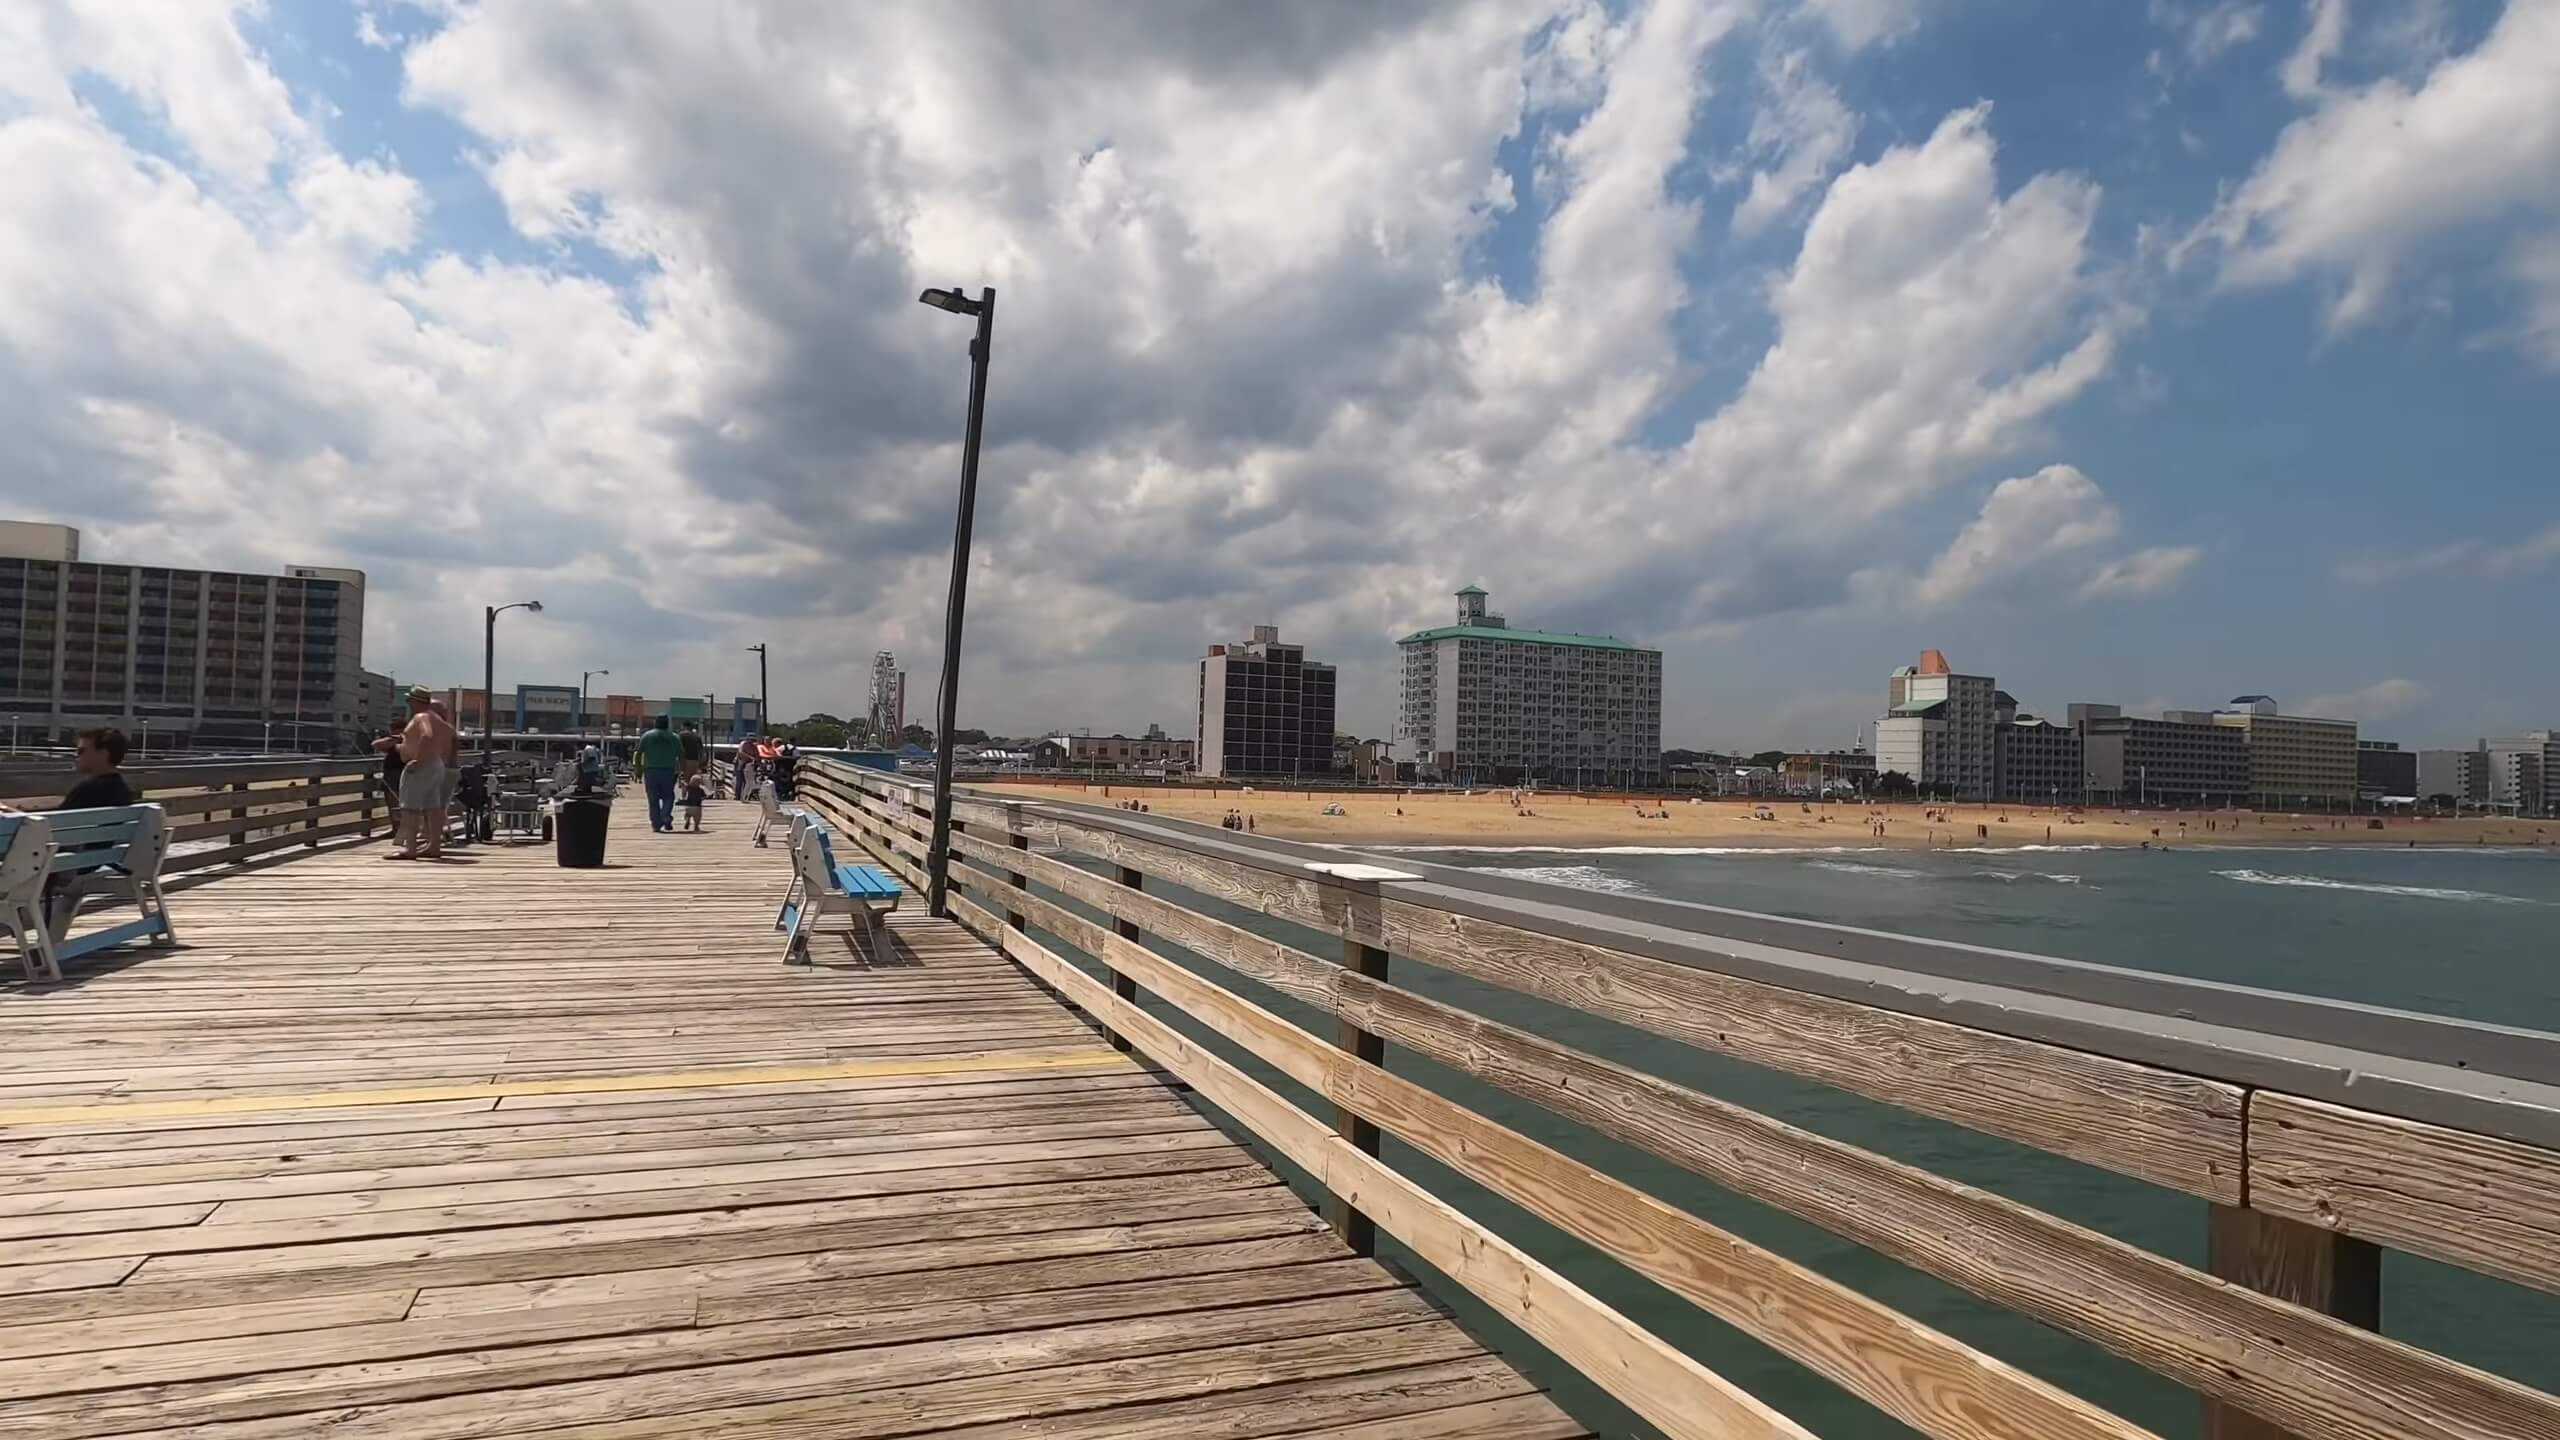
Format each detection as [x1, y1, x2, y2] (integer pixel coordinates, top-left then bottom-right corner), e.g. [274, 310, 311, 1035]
[746, 644, 768, 740]
[483, 600, 545, 772]
[916, 284, 995, 918]
[580, 670, 610, 740]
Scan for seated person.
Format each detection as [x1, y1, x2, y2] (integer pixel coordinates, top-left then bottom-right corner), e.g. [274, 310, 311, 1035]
[60, 728, 137, 811]
[0, 728, 141, 938]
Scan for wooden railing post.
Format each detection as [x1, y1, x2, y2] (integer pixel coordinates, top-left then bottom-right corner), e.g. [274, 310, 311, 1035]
[1003, 817, 1030, 935]
[229, 778, 251, 848]
[2202, 1201, 2380, 1439]
[1330, 935, 1391, 1257]
[1106, 865, 1142, 1054]
[303, 768, 323, 847]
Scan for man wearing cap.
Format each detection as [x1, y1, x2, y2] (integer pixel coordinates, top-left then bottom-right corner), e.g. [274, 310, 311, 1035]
[376, 685, 457, 859]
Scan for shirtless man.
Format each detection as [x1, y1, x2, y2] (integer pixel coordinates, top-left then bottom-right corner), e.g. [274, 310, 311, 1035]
[380, 686, 456, 859]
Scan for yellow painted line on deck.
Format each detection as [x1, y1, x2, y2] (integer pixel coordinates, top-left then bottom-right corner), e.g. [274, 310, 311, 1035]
[0, 1049, 1139, 1127]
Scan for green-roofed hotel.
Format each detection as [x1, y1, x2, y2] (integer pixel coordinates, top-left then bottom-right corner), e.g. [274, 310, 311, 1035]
[1396, 587, 1662, 787]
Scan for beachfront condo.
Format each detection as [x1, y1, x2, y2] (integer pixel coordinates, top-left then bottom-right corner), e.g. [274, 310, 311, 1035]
[1874, 648, 1999, 800]
[0, 521, 367, 754]
[1395, 587, 1664, 788]
[2211, 696, 2358, 808]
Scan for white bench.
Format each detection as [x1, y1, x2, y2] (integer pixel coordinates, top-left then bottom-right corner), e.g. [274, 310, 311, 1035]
[2, 804, 176, 984]
[778, 821, 902, 964]
[752, 777, 803, 848]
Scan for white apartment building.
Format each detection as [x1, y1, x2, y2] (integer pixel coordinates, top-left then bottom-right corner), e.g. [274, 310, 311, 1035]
[2417, 747, 2491, 808]
[1396, 588, 1662, 786]
[1872, 649, 1998, 799]
[2484, 733, 2557, 816]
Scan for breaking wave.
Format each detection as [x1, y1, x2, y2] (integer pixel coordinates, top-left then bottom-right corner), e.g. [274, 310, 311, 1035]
[1477, 864, 1651, 896]
[2213, 869, 2542, 904]
[1805, 859, 1927, 879]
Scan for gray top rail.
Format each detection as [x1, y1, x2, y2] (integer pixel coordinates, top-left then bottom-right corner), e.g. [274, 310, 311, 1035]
[1007, 792, 2560, 1152]
[807, 762, 2560, 1440]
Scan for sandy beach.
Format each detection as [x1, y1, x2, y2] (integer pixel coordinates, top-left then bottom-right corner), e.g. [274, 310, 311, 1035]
[977, 780, 2560, 851]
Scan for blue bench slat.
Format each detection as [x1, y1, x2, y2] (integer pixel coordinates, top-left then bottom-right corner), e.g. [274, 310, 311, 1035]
[43, 809, 153, 877]
[56, 914, 168, 962]
[831, 864, 902, 900]
[48, 826, 138, 850]
[48, 847, 133, 875]
[46, 805, 153, 830]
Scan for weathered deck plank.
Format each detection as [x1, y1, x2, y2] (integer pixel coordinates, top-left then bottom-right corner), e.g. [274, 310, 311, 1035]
[0, 796, 1581, 1438]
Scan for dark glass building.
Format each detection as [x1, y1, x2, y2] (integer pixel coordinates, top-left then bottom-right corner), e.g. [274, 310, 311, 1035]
[1197, 625, 1338, 778]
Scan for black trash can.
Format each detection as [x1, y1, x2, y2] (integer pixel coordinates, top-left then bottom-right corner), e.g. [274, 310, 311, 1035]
[555, 795, 611, 868]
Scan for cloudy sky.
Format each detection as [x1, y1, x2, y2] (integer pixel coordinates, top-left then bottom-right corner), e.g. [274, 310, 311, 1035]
[3, 0, 2554, 748]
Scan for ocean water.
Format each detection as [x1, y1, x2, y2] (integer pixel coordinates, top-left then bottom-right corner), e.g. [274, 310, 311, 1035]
[1060, 841, 2560, 1440]
[1429, 842, 2560, 1031]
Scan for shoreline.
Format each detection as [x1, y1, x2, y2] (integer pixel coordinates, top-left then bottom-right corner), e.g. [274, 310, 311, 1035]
[1336, 839, 2559, 855]
[978, 781, 2560, 853]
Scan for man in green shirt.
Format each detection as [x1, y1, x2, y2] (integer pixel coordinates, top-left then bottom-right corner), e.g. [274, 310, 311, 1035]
[635, 717, 684, 832]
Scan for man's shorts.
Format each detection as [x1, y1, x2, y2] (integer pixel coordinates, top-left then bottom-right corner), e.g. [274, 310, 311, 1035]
[399, 759, 449, 810]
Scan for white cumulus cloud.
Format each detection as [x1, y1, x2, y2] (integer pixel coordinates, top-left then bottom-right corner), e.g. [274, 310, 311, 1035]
[2337, 524, 2560, 583]
[2300, 677, 2423, 721]
[0, 0, 2187, 739]
[1913, 464, 2122, 608]
[2198, 0, 2560, 341]
[1729, 48, 1859, 236]
[2280, 0, 2347, 96]
[2076, 545, 2203, 600]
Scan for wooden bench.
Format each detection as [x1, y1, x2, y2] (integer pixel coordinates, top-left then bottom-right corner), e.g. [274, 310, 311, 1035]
[778, 820, 901, 964]
[1, 804, 176, 984]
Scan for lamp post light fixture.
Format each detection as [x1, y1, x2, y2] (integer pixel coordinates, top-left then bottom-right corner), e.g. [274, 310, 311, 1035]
[483, 600, 545, 771]
[746, 644, 768, 740]
[581, 670, 610, 739]
[915, 284, 995, 919]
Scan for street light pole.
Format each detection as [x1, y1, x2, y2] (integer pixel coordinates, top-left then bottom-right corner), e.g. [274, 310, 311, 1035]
[580, 670, 610, 740]
[917, 285, 995, 919]
[484, 600, 544, 772]
[747, 644, 768, 739]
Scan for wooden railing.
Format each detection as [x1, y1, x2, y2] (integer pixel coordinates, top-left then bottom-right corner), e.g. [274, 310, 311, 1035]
[793, 757, 2560, 1440]
[1, 757, 388, 883]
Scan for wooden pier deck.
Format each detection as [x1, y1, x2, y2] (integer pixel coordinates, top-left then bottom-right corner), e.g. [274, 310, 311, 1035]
[0, 798, 1582, 1438]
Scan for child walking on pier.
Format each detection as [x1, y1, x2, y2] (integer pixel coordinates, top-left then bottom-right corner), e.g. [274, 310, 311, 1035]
[680, 772, 707, 832]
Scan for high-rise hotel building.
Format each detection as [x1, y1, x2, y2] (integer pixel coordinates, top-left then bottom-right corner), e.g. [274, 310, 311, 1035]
[1198, 625, 1338, 778]
[0, 522, 367, 752]
[1397, 588, 1663, 787]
